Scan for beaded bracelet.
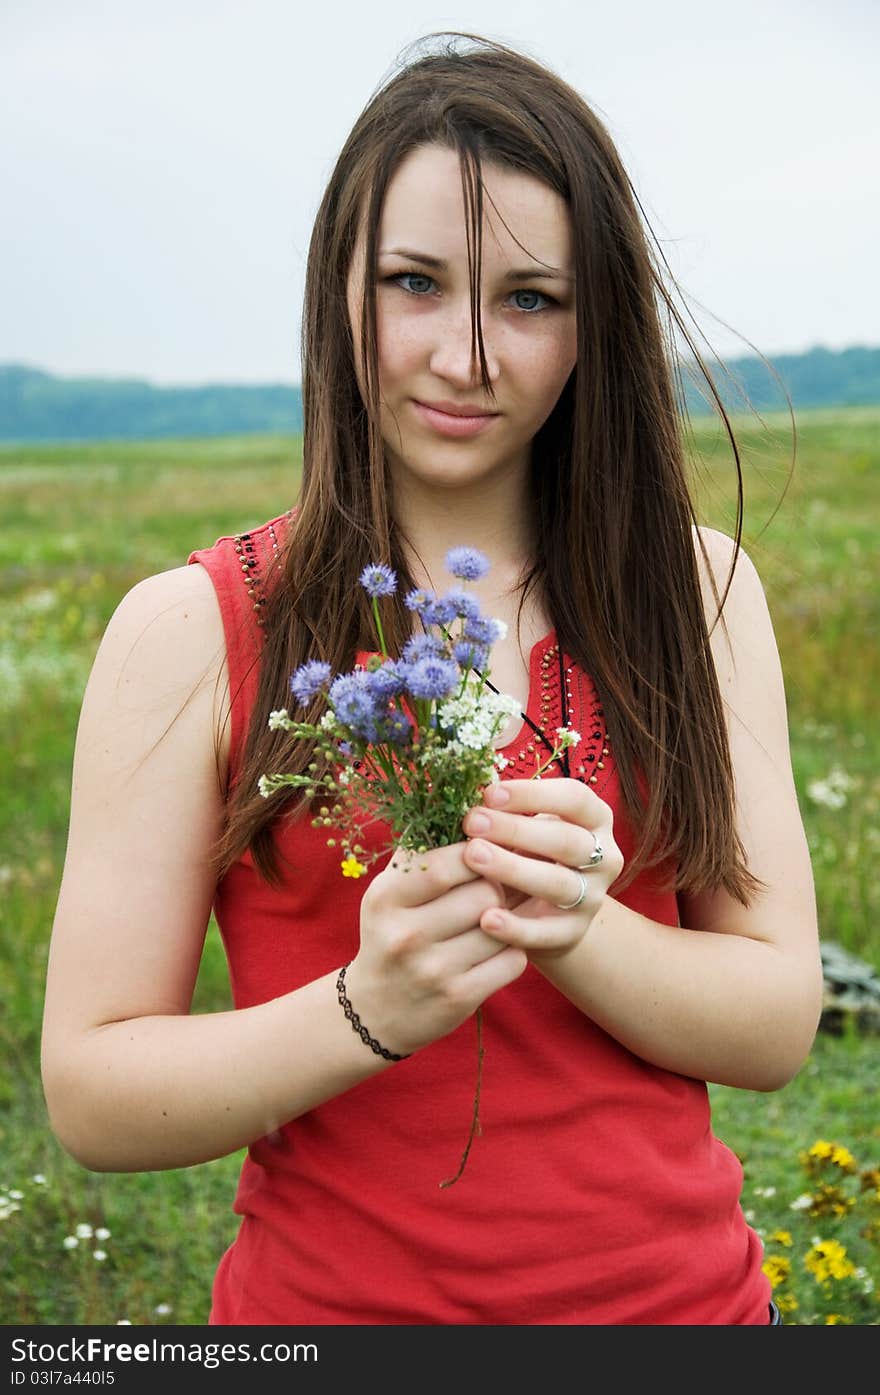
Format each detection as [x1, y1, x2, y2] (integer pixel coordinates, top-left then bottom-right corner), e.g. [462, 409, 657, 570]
[336, 963, 411, 1062]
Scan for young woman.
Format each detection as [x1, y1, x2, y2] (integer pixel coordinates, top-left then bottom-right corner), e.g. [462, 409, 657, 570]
[42, 32, 822, 1325]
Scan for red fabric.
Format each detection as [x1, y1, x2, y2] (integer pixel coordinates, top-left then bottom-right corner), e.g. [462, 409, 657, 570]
[188, 513, 771, 1325]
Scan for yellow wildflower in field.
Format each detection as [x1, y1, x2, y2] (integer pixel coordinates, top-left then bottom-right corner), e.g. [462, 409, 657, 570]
[825, 1314, 853, 1324]
[801, 1139, 858, 1175]
[804, 1238, 856, 1284]
[830, 1144, 857, 1172]
[762, 1255, 791, 1289]
[776, 1293, 799, 1315]
[769, 1229, 793, 1247]
[808, 1183, 856, 1218]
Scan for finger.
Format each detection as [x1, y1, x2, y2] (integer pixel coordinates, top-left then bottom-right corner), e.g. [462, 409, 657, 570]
[409, 874, 508, 945]
[478, 904, 582, 953]
[429, 923, 520, 978]
[463, 838, 594, 911]
[385, 842, 482, 909]
[462, 802, 600, 868]
[480, 776, 609, 823]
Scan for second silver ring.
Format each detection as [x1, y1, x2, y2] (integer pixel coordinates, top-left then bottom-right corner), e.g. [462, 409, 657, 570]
[577, 830, 604, 870]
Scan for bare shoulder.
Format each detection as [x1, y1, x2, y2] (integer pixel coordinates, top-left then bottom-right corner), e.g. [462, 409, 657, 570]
[690, 525, 774, 668]
[88, 563, 230, 774]
[100, 561, 226, 675]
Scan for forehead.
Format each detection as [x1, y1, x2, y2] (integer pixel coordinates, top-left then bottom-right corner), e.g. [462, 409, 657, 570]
[375, 143, 573, 265]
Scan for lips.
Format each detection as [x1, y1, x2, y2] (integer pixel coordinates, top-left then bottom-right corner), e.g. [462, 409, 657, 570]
[412, 400, 500, 439]
[417, 399, 497, 418]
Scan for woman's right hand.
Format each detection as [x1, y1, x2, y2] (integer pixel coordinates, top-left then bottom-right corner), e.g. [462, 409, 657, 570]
[345, 841, 529, 1057]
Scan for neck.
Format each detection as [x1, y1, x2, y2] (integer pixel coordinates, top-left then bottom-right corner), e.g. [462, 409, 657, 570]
[391, 467, 535, 598]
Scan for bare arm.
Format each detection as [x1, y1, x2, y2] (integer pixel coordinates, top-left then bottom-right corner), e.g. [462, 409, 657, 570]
[42, 564, 523, 1171]
[461, 528, 824, 1090]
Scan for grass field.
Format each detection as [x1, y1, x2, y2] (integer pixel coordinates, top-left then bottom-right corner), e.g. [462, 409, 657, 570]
[1, 406, 878, 1324]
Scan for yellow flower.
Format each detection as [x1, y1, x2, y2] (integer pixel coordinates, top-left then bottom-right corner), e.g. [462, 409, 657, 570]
[804, 1238, 856, 1284]
[762, 1255, 791, 1289]
[777, 1293, 799, 1315]
[340, 855, 367, 878]
[808, 1183, 855, 1218]
[825, 1314, 853, 1325]
[830, 1144, 857, 1173]
[770, 1229, 793, 1247]
[808, 1140, 834, 1161]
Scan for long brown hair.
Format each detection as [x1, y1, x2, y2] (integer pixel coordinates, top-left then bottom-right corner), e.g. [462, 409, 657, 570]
[212, 30, 771, 902]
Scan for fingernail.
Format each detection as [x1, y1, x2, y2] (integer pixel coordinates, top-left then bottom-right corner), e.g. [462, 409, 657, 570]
[467, 811, 491, 834]
[485, 785, 510, 806]
[468, 839, 492, 864]
[483, 911, 505, 931]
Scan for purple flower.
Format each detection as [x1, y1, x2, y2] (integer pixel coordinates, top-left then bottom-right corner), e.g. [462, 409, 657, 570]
[463, 616, 506, 645]
[378, 709, 414, 746]
[367, 659, 410, 701]
[405, 656, 460, 702]
[443, 588, 481, 622]
[359, 563, 397, 598]
[289, 660, 332, 705]
[445, 546, 490, 581]
[404, 586, 435, 613]
[453, 639, 489, 670]
[328, 671, 383, 737]
[421, 594, 459, 627]
[401, 634, 446, 664]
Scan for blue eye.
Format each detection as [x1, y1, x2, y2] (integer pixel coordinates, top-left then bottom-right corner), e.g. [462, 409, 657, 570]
[385, 272, 554, 313]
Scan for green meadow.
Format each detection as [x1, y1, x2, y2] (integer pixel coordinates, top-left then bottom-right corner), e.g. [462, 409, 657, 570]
[0, 406, 877, 1324]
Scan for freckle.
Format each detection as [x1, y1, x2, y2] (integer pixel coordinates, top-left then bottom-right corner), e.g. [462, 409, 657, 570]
[162, 1110, 167, 1117]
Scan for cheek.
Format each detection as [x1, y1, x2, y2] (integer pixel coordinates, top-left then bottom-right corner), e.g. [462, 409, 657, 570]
[527, 329, 577, 403]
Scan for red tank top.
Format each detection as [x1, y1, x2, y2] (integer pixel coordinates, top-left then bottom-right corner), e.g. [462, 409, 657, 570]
[188, 512, 771, 1325]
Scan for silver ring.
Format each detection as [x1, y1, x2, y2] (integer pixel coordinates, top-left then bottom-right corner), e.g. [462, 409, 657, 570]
[555, 869, 588, 911]
[576, 830, 604, 870]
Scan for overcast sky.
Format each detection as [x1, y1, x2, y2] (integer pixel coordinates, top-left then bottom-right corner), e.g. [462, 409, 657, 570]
[2, 0, 877, 386]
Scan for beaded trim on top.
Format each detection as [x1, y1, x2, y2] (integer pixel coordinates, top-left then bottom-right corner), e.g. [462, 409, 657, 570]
[492, 639, 611, 792]
[232, 510, 294, 627]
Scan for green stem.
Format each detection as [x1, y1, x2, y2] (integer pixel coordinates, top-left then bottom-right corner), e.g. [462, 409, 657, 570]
[439, 1006, 484, 1189]
[372, 595, 389, 658]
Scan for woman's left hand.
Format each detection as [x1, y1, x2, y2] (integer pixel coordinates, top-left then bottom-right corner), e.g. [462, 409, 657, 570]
[460, 777, 624, 960]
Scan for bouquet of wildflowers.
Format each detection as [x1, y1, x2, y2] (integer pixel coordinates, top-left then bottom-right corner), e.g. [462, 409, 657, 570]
[259, 546, 578, 875]
[259, 545, 579, 1184]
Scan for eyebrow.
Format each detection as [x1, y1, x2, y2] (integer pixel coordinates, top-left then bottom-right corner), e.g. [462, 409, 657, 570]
[379, 247, 574, 282]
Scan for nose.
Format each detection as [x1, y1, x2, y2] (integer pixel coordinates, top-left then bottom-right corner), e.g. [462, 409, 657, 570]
[428, 300, 500, 390]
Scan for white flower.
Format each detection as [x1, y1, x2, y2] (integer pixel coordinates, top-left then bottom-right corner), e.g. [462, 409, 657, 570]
[8, 1189, 23, 1200]
[95, 1227, 111, 1241]
[154, 1302, 172, 1316]
[63, 1236, 79, 1250]
[806, 766, 855, 810]
[268, 708, 291, 730]
[31, 1174, 47, 1185]
[93, 1249, 107, 1262]
[116, 1320, 132, 1326]
[753, 1185, 777, 1198]
[75, 1223, 93, 1239]
[555, 727, 581, 749]
[790, 1193, 813, 1211]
